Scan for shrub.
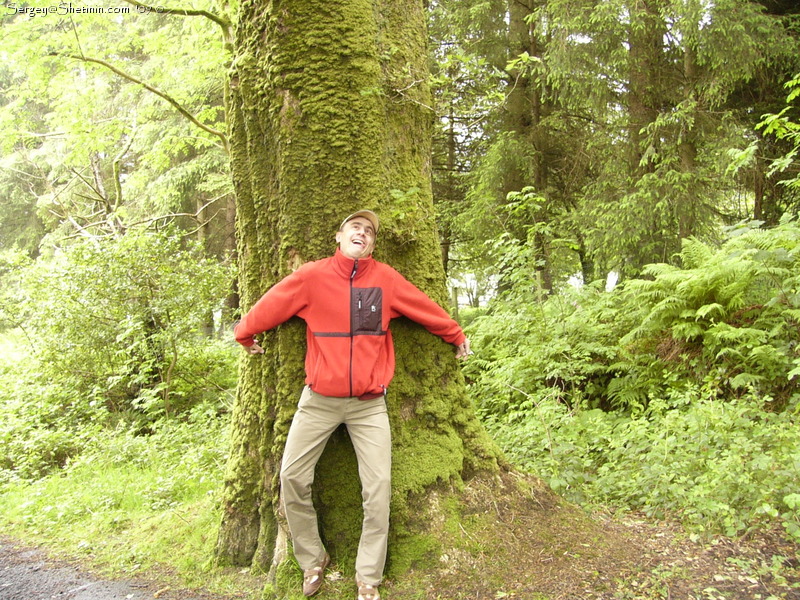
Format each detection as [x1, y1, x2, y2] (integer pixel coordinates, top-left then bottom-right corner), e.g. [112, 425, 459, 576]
[468, 215, 800, 538]
[16, 229, 235, 420]
[484, 391, 800, 540]
[0, 229, 237, 484]
[0, 361, 105, 484]
[467, 215, 800, 417]
[619, 215, 800, 409]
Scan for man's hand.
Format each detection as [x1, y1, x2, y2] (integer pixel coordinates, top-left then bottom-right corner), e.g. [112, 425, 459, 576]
[455, 339, 472, 360]
[245, 341, 265, 355]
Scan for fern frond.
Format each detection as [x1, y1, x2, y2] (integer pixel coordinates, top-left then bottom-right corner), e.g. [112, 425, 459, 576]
[680, 237, 714, 269]
[729, 372, 764, 389]
[695, 303, 726, 320]
[641, 262, 680, 278]
[671, 321, 705, 340]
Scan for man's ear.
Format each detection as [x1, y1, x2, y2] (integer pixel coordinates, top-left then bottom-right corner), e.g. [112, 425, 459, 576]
[335, 231, 342, 244]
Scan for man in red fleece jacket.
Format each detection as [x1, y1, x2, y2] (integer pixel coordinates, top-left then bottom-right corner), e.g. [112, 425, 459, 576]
[234, 210, 470, 600]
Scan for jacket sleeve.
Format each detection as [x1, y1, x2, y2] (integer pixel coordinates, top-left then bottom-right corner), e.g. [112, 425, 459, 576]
[234, 269, 308, 347]
[389, 271, 466, 346]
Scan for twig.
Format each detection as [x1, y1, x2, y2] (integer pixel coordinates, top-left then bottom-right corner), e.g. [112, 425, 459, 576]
[52, 53, 229, 153]
[506, 383, 556, 462]
[120, 0, 231, 33]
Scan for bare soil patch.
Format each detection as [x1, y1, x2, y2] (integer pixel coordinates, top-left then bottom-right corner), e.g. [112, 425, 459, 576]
[385, 473, 800, 599]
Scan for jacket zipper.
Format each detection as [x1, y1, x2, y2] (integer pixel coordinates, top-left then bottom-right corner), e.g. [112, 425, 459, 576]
[349, 259, 358, 397]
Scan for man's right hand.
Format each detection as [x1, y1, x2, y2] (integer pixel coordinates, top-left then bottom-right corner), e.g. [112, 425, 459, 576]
[245, 341, 265, 355]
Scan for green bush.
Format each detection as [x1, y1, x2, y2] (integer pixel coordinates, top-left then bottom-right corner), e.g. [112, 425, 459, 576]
[15, 229, 235, 419]
[484, 392, 800, 541]
[467, 215, 800, 416]
[619, 215, 800, 408]
[468, 215, 800, 538]
[0, 229, 237, 484]
[463, 279, 633, 415]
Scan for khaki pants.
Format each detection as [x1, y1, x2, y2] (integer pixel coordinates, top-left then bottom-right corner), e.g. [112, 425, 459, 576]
[280, 386, 391, 586]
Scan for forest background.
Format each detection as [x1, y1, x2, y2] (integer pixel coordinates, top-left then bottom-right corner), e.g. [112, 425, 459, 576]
[1, 0, 800, 598]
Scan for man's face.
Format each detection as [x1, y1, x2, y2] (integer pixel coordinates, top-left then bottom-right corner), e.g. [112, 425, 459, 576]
[336, 217, 376, 259]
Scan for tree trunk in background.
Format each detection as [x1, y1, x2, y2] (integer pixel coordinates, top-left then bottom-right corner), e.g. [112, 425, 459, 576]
[624, 0, 671, 269]
[215, 0, 501, 578]
[503, 0, 554, 292]
[626, 0, 662, 176]
[438, 100, 459, 275]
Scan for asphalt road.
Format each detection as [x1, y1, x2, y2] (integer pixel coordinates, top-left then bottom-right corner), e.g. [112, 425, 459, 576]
[0, 538, 218, 600]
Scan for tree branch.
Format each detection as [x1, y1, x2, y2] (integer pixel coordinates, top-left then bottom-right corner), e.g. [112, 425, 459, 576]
[69, 166, 107, 205]
[121, 0, 231, 37]
[113, 126, 138, 212]
[54, 53, 229, 153]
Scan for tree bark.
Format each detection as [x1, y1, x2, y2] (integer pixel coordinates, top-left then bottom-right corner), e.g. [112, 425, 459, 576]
[507, 0, 554, 293]
[626, 0, 662, 176]
[215, 0, 501, 579]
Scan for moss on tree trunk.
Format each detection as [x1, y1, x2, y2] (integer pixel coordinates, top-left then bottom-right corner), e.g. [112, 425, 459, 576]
[216, 0, 502, 580]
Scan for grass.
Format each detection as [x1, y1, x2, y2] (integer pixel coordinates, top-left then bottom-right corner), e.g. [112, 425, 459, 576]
[3, 411, 800, 600]
[0, 328, 260, 597]
[0, 399, 645, 600]
[0, 413, 265, 598]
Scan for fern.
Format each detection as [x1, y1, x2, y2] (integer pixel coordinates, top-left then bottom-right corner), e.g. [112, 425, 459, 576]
[469, 215, 800, 418]
[680, 237, 714, 269]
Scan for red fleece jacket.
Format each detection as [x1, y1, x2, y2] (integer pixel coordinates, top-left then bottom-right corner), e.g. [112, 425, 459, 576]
[234, 249, 466, 399]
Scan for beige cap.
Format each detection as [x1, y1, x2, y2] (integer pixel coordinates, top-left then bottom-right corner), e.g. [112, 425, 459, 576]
[340, 209, 379, 234]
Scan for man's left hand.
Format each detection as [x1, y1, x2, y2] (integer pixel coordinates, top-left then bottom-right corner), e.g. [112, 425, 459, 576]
[455, 339, 472, 360]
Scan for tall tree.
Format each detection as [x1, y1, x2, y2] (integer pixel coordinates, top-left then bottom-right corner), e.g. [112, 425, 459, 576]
[729, 0, 800, 224]
[215, 0, 501, 578]
[0, 3, 233, 255]
[429, 0, 607, 290]
[538, 0, 799, 278]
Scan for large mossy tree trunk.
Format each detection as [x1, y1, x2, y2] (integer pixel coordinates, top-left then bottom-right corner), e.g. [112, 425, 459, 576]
[215, 0, 502, 579]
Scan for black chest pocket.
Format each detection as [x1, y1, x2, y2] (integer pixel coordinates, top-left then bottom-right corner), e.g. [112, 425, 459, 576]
[352, 287, 383, 334]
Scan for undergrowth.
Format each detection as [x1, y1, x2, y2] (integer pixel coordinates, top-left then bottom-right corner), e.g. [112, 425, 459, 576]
[482, 392, 800, 539]
[466, 216, 800, 543]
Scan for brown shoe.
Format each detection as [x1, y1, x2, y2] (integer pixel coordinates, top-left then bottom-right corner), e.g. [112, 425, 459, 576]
[302, 553, 330, 596]
[356, 579, 381, 600]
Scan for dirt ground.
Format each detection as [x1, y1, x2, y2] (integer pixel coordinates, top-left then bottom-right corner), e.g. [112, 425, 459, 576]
[400, 473, 800, 600]
[2, 511, 799, 600]
[594, 515, 800, 600]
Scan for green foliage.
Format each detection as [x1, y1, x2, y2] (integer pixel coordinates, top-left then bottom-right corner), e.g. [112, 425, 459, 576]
[0, 229, 236, 483]
[0, 411, 249, 596]
[469, 216, 800, 538]
[0, 248, 32, 329]
[431, 0, 800, 290]
[463, 280, 624, 416]
[758, 73, 800, 193]
[619, 215, 800, 407]
[0, 2, 232, 250]
[0, 361, 106, 484]
[469, 215, 800, 415]
[484, 393, 800, 541]
[16, 229, 235, 420]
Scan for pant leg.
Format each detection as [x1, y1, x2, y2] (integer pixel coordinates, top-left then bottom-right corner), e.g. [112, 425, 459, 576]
[344, 396, 392, 586]
[280, 386, 344, 570]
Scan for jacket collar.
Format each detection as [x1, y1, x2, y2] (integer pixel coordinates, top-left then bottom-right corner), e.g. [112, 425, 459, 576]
[332, 248, 374, 279]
